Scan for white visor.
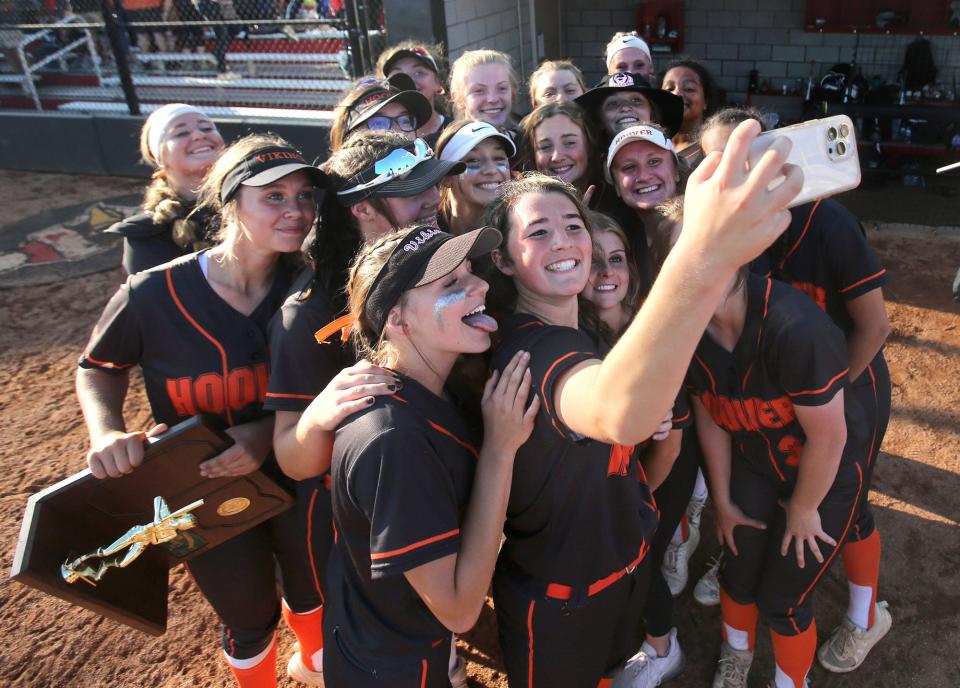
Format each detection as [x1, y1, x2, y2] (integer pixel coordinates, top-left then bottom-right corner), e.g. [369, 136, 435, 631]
[438, 121, 516, 163]
[606, 125, 676, 183]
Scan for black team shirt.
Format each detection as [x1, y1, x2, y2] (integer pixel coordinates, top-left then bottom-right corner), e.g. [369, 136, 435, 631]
[685, 274, 873, 489]
[79, 252, 290, 430]
[326, 375, 478, 664]
[491, 314, 659, 586]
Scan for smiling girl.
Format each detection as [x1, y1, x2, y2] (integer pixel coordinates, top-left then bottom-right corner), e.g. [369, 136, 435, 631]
[77, 134, 328, 687]
[659, 58, 721, 165]
[528, 59, 586, 108]
[521, 100, 596, 195]
[108, 103, 224, 274]
[264, 131, 468, 685]
[436, 120, 515, 235]
[581, 211, 639, 335]
[450, 49, 519, 138]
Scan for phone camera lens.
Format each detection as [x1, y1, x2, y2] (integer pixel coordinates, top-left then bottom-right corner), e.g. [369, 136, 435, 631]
[836, 141, 847, 155]
[827, 127, 838, 141]
[839, 124, 850, 138]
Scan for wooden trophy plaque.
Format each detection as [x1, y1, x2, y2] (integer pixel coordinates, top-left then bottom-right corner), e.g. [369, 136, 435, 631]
[10, 415, 294, 636]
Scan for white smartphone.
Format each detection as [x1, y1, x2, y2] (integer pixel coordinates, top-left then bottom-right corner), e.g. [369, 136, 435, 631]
[748, 114, 862, 208]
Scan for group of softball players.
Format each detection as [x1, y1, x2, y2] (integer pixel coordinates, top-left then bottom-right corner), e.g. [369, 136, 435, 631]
[77, 31, 892, 688]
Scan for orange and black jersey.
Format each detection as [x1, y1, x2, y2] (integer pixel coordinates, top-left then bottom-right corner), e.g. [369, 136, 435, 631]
[326, 375, 477, 663]
[79, 251, 292, 428]
[751, 198, 888, 339]
[491, 313, 659, 587]
[685, 275, 872, 487]
[263, 266, 355, 414]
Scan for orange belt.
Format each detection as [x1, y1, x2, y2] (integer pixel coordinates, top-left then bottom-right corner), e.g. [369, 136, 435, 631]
[544, 542, 649, 601]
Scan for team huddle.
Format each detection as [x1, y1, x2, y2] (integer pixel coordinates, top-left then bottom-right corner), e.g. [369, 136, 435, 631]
[76, 31, 892, 688]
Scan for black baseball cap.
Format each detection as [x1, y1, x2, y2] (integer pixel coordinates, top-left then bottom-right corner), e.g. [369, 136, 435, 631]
[364, 225, 501, 336]
[381, 45, 440, 76]
[220, 145, 327, 204]
[574, 72, 684, 136]
[345, 73, 434, 135]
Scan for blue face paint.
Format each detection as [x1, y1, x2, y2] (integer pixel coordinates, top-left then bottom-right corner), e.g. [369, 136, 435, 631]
[434, 289, 467, 329]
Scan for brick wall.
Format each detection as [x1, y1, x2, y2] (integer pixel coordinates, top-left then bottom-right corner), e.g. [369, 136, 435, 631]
[444, 0, 528, 71]
[562, 0, 960, 103]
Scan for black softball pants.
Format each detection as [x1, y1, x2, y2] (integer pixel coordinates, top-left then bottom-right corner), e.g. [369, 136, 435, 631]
[720, 459, 865, 636]
[186, 479, 321, 659]
[493, 559, 651, 688]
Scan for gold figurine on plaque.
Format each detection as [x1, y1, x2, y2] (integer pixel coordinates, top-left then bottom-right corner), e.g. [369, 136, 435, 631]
[61, 496, 204, 586]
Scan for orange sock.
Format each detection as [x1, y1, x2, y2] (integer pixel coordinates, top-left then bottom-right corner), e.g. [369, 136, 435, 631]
[680, 512, 690, 542]
[770, 623, 816, 688]
[226, 637, 277, 688]
[282, 600, 324, 672]
[841, 529, 881, 628]
[720, 589, 758, 651]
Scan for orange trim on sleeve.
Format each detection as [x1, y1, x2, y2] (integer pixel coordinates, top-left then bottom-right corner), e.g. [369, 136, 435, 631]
[419, 659, 428, 688]
[426, 420, 479, 459]
[305, 487, 325, 603]
[82, 354, 134, 370]
[369, 528, 460, 561]
[540, 350, 592, 424]
[786, 368, 849, 398]
[838, 269, 887, 294]
[265, 391, 315, 400]
[693, 353, 717, 396]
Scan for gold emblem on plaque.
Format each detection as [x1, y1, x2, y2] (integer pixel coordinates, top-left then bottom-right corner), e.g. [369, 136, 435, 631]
[216, 497, 251, 517]
[61, 496, 204, 586]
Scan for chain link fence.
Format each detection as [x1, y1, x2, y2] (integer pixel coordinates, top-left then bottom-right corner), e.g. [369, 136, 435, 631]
[0, 0, 387, 117]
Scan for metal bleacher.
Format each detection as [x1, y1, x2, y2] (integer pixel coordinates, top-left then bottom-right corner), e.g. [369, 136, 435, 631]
[0, 19, 361, 119]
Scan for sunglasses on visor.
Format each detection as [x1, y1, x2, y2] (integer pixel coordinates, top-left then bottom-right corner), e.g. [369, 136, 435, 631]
[337, 138, 434, 197]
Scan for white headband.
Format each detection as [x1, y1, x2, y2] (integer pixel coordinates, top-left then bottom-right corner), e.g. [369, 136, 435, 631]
[605, 35, 652, 68]
[147, 103, 209, 163]
[438, 121, 516, 164]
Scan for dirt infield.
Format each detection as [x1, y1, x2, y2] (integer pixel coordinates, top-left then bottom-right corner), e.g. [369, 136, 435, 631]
[0, 172, 958, 687]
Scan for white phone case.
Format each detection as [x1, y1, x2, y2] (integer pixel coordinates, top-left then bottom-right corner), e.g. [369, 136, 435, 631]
[747, 114, 862, 208]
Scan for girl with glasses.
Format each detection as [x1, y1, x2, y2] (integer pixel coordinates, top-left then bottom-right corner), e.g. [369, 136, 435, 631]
[328, 74, 434, 152]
